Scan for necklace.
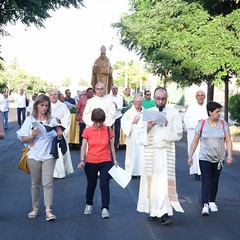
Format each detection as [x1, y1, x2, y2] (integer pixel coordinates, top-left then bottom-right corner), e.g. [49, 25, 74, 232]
[208, 120, 217, 127]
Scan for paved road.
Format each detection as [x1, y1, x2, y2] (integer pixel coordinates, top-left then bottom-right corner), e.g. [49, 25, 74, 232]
[0, 111, 240, 240]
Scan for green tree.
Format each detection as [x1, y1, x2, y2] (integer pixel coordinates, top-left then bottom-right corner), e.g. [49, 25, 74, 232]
[77, 78, 91, 89]
[229, 93, 240, 122]
[113, 60, 148, 92]
[0, 0, 84, 36]
[114, 0, 240, 121]
[0, 58, 58, 94]
[113, 60, 126, 87]
[62, 77, 72, 87]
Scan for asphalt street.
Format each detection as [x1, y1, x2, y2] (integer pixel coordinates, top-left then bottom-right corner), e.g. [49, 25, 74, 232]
[0, 109, 240, 240]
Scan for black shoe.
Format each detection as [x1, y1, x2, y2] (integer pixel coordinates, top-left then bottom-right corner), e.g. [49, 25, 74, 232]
[194, 174, 201, 181]
[148, 216, 158, 221]
[161, 214, 173, 225]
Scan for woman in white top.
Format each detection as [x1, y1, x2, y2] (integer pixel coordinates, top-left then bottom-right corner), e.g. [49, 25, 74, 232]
[17, 94, 63, 221]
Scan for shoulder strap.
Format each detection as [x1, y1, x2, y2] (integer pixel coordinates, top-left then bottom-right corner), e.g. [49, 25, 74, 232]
[107, 127, 113, 162]
[200, 119, 225, 135]
[200, 119, 205, 136]
[107, 126, 110, 140]
[221, 119, 224, 128]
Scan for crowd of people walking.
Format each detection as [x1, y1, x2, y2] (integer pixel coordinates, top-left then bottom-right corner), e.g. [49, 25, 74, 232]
[0, 83, 233, 225]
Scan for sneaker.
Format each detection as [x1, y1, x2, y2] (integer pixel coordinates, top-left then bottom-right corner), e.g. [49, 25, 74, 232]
[209, 202, 218, 212]
[161, 214, 173, 225]
[201, 204, 209, 216]
[84, 205, 93, 215]
[194, 174, 201, 181]
[101, 208, 110, 219]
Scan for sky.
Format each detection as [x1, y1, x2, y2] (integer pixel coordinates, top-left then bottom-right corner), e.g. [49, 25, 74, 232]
[1, 0, 138, 87]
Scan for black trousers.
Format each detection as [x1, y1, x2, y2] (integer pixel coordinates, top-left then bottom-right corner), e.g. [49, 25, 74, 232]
[199, 160, 222, 206]
[84, 161, 112, 210]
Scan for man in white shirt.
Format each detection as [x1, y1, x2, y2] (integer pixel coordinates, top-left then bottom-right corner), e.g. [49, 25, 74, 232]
[16, 87, 28, 128]
[184, 90, 208, 180]
[49, 90, 74, 179]
[83, 82, 115, 128]
[109, 85, 123, 150]
[27, 93, 38, 116]
[0, 93, 9, 129]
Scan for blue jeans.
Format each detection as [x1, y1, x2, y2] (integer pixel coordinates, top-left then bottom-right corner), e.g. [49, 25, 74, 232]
[17, 107, 26, 126]
[1, 111, 8, 129]
[84, 161, 112, 210]
[113, 117, 121, 150]
[199, 160, 222, 206]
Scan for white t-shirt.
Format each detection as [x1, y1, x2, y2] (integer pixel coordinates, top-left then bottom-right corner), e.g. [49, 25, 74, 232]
[17, 94, 27, 108]
[0, 97, 9, 112]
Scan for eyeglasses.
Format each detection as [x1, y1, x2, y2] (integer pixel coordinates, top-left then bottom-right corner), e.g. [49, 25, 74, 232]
[96, 88, 104, 90]
[155, 97, 167, 101]
[146, 94, 151, 96]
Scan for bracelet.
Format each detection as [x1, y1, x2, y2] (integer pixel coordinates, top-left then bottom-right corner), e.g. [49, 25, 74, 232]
[80, 160, 85, 163]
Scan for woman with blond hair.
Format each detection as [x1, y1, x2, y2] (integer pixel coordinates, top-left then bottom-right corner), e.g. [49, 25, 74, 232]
[17, 94, 63, 221]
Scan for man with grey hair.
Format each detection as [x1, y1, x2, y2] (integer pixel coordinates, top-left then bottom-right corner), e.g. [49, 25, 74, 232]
[184, 90, 208, 181]
[49, 89, 74, 179]
[16, 87, 28, 128]
[83, 82, 116, 127]
[121, 94, 145, 177]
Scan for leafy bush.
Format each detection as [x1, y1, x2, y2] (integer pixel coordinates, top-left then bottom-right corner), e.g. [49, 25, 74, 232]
[229, 94, 240, 122]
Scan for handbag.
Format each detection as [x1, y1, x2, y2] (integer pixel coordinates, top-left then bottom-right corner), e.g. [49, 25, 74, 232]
[18, 137, 38, 174]
[18, 147, 31, 174]
[0, 116, 4, 140]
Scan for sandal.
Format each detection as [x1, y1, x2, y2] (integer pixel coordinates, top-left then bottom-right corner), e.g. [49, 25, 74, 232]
[45, 209, 56, 221]
[28, 210, 38, 219]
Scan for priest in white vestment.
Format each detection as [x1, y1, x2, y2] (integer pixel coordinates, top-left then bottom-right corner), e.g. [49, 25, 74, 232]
[183, 90, 208, 180]
[121, 94, 145, 176]
[49, 90, 74, 178]
[137, 87, 184, 225]
[83, 82, 116, 127]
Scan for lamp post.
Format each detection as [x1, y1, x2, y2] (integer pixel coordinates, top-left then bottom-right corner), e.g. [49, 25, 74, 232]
[109, 44, 113, 60]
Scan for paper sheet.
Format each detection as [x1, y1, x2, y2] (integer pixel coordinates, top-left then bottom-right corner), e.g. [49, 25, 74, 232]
[32, 121, 48, 138]
[108, 166, 132, 188]
[170, 201, 184, 213]
[142, 109, 167, 126]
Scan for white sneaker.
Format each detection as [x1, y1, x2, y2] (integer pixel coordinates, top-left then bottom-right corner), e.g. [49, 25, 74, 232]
[209, 202, 218, 212]
[101, 208, 110, 219]
[201, 203, 209, 216]
[84, 205, 93, 215]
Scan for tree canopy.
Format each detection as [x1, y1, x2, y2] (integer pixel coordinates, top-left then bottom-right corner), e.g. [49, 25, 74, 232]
[113, 60, 149, 92]
[113, 0, 240, 90]
[0, 58, 58, 94]
[0, 0, 85, 36]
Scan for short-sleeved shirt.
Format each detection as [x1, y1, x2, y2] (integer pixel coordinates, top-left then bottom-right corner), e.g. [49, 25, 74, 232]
[142, 98, 155, 109]
[196, 120, 229, 163]
[82, 125, 113, 164]
[76, 96, 88, 123]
